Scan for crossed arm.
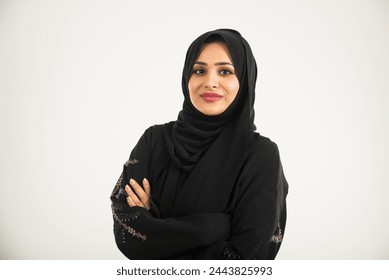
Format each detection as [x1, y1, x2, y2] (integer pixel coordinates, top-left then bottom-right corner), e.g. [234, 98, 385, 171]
[112, 129, 287, 259]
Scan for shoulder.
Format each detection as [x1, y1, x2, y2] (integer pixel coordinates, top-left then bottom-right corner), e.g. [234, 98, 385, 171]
[144, 121, 175, 139]
[237, 132, 286, 193]
[142, 121, 176, 149]
[247, 132, 279, 157]
[244, 132, 282, 169]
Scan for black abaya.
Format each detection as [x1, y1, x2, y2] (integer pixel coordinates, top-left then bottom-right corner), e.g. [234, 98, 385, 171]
[110, 29, 288, 259]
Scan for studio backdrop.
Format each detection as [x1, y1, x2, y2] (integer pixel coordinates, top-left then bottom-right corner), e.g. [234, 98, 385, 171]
[0, 0, 388, 259]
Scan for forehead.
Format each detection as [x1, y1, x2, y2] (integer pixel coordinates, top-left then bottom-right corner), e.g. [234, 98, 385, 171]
[196, 42, 233, 63]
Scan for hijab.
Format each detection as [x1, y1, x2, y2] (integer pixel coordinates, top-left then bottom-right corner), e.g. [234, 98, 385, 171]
[165, 29, 258, 172]
[162, 29, 259, 216]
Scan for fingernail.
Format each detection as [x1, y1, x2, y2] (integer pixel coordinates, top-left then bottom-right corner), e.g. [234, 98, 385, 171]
[143, 178, 147, 183]
[125, 185, 129, 191]
[130, 178, 134, 184]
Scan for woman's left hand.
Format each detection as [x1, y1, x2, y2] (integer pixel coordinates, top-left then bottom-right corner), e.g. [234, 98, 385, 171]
[125, 178, 151, 210]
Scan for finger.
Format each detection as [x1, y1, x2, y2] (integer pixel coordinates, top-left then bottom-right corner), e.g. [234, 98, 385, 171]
[125, 186, 136, 207]
[125, 184, 145, 208]
[130, 178, 150, 209]
[143, 178, 151, 197]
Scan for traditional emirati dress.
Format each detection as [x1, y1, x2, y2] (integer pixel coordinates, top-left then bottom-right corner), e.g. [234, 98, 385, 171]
[111, 29, 288, 259]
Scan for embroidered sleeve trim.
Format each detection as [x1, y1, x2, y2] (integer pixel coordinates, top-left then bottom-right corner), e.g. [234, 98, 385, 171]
[111, 173, 123, 197]
[124, 158, 139, 166]
[112, 206, 147, 241]
[271, 223, 283, 243]
[222, 247, 243, 259]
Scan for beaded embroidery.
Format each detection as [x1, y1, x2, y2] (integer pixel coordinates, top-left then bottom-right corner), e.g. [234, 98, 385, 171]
[116, 188, 127, 199]
[124, 158, 139, 166]
[271, 223, 283, 243]
[222, 247, 242, 259]
[112, 206, 147, 241]
[112, 173, 123, 197]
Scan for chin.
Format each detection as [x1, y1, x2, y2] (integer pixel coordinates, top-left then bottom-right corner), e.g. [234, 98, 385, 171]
[198, 107, 226, 116]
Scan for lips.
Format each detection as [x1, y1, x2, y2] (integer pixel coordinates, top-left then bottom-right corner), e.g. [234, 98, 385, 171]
[200, 92, 223, 102]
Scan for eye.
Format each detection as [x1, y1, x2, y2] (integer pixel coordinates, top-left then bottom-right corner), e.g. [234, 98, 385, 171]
[220, 69, 234, 75]
[192, 68, 205, 75]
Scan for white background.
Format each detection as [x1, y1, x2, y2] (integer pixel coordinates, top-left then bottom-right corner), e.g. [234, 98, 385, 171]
[0, 0, 388, 259]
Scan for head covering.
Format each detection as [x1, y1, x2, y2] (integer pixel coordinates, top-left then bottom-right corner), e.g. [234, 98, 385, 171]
[165, 29, 258, 172]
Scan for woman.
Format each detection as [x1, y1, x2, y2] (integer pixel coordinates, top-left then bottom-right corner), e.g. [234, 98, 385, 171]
[110, 29, 288, 259]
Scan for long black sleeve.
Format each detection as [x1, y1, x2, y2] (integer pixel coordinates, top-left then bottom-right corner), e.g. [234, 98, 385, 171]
[194, 136, 288, 259]
[110, 128, 231, 259]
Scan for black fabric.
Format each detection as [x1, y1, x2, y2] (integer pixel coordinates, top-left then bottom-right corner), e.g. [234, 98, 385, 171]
[166, 29, 256, 172]
[110, 29, 288, 259]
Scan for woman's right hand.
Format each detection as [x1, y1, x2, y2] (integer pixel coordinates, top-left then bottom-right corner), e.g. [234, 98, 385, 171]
[125, 178, 151, 210]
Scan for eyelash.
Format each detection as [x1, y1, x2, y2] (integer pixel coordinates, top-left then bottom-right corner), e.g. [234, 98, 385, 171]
[192, 68, 234, 75]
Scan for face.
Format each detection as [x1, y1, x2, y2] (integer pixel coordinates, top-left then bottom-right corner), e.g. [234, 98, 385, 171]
[188, 42, 240, 116]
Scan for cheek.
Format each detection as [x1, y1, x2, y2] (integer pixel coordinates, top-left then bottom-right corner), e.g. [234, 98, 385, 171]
[227, 80, 240, 98]
[188, 78, 202, 94]
[188, 77, 195, 93]
[228, 82, 238, 91]
[188, 83, 193, 94]
[188, 79, 197, 103]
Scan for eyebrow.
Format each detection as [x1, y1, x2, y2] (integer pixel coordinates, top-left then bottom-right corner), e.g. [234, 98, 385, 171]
[194, 61, 234, 67]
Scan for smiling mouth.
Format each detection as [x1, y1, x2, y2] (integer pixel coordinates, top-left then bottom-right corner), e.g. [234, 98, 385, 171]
[200, 92, 222, 102]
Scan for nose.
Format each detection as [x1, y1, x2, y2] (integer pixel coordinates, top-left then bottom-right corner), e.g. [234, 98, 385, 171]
[204, 72, 219, 88]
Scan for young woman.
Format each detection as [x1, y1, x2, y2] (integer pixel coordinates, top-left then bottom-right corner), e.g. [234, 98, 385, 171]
[111, 29, 288, 259]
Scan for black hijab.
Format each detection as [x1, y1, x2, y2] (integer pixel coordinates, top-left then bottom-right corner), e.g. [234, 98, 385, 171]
[162, 29, 259, 216]
[165, 29, 258, 172]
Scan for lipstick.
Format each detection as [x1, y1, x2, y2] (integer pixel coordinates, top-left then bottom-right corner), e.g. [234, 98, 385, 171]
[200, 92, 222, 102]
